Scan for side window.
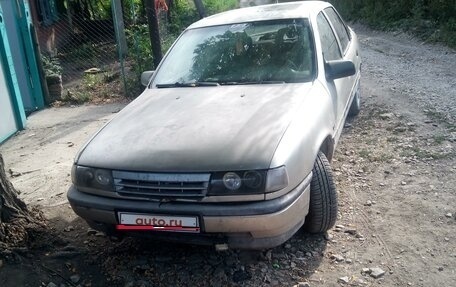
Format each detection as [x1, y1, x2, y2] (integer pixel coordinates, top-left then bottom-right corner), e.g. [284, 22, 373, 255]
[316, 12, 341, 61]
[324, 7, 350, 53]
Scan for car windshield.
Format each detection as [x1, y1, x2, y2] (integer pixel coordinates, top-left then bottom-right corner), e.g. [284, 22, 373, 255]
[153, 19, 315, 87]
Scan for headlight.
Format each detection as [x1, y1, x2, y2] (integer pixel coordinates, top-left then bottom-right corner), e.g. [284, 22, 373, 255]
[243, 171, 263, 189]
[209, 170, 267, 195]
[223, 172, 242, 190]
[209, 167, 288, 196]
[72, 165, 114, 191]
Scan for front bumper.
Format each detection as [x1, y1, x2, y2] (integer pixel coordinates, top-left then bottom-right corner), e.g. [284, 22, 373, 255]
[67, 176, 311, 249]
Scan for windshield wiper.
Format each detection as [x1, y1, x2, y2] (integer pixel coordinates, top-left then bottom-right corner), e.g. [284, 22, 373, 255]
[219, 80, 285, 85]
[156, 81, 219, 88]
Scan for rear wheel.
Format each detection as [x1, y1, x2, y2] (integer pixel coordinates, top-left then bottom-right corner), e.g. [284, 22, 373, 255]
[304, 151, 338, 233]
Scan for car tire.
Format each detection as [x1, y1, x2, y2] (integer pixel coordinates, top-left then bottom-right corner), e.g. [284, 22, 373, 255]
[304, 151, 338, 233]
[348, 83, 361, 117]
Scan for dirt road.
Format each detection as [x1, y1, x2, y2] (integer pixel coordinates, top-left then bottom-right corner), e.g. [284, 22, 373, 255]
[0, 26, 455, 286]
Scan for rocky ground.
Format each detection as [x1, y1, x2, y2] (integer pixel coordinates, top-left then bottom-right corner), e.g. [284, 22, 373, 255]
[0, 26, 455, 287]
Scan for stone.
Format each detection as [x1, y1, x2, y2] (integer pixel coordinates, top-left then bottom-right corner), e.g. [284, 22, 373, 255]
[345, 258, 353, 264]
[87, 228, 97, 235]
[338, 276, 350, 284]
[361, 268, 371, 274]
[70, 274, 80, 283]
[324, 232, 333, 241]
[365, 200, 373, 206]
[401, 181, 407, 185]
[297, 282, 310, 287]
[330, 254, 345, 262]
[47, 283, 58, 287]
[84, 67, 102, 74]
[445, 213, 453, 218]
[369, 267, 385, 278]
[379, 113, 394, 120]
[63, 226, 74, 232]
[394, 126, 407, 132]
[438, 266, 444, 271]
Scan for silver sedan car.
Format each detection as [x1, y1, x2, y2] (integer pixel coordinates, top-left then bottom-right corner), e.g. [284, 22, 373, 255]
[68, 1, 361, 249]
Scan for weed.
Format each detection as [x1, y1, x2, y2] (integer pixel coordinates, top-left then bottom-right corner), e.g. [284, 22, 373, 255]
[387, 136, 399, 143]
[433, 135, 445, 144]
[400, 146, 455, 160]
[358, 149, 370, 159]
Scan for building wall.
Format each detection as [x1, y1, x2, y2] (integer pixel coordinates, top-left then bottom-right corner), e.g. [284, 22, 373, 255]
[0, 3, 27, 144]
[0, 0, 44, 112]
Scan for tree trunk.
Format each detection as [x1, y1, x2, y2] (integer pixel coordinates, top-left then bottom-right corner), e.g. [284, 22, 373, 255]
[0, 154, 44, 248]
[193, 0, 206, 19]
[145, 0, 163, 68]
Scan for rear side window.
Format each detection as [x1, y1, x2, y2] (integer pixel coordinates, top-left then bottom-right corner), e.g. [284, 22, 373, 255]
[316, 12, 341, 61]
[324, 7, 350, 53]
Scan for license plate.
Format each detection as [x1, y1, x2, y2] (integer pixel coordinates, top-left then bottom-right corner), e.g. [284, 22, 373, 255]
[117, 212, 200, 233]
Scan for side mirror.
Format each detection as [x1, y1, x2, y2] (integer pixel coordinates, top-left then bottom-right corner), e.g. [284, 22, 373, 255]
[141, 70, 155, 86]
[325, 60, 356, 80]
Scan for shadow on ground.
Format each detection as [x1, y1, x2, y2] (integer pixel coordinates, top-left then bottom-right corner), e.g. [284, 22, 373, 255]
[1, 204, 327, 287]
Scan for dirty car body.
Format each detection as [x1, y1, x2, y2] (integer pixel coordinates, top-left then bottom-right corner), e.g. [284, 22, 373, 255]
[68, 1, 361, 249]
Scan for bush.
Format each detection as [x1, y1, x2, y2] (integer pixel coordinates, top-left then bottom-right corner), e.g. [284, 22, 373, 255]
[330, 0, 456, 48]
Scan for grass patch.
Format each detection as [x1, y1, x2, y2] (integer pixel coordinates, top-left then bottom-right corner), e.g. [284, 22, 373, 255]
[433, 135, 446, 144]
[387, 136, 399, 143]
[400, 146, 455, 160]
[424, 108, 456, 132]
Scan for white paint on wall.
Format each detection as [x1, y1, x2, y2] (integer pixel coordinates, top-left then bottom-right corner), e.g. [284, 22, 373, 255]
[0, 54, 18, 141]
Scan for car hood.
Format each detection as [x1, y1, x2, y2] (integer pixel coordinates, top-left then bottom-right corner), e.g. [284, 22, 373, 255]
[77, 83, 313, 172]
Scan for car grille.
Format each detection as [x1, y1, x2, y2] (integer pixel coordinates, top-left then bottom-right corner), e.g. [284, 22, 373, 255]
[112, 171, 210, 199]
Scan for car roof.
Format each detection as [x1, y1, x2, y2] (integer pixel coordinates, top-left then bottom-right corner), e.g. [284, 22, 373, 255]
[188, 1, 331, 29]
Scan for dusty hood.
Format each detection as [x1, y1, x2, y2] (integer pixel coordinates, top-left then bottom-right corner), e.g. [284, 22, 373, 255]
[77, 83, 312, 172]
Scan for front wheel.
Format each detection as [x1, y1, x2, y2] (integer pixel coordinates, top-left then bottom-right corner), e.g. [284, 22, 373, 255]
[304, 151, 338, 233]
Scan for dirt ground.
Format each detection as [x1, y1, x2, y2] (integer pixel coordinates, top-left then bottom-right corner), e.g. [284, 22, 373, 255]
[0, 26, 455, 287]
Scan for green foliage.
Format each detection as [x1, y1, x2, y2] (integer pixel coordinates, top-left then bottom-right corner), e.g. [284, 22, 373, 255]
[205, 0, 238, 15]
[123, 0, 239, 97]
[85, 0, 113, 19]
[167, 0, 238, 34]
[330, 0, 456, 48]
[126, 24, 154, 73]
[41, 55, 62, 76]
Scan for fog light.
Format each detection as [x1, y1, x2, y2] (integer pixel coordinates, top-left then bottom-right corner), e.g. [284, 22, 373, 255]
[223, 172, 242, 190]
